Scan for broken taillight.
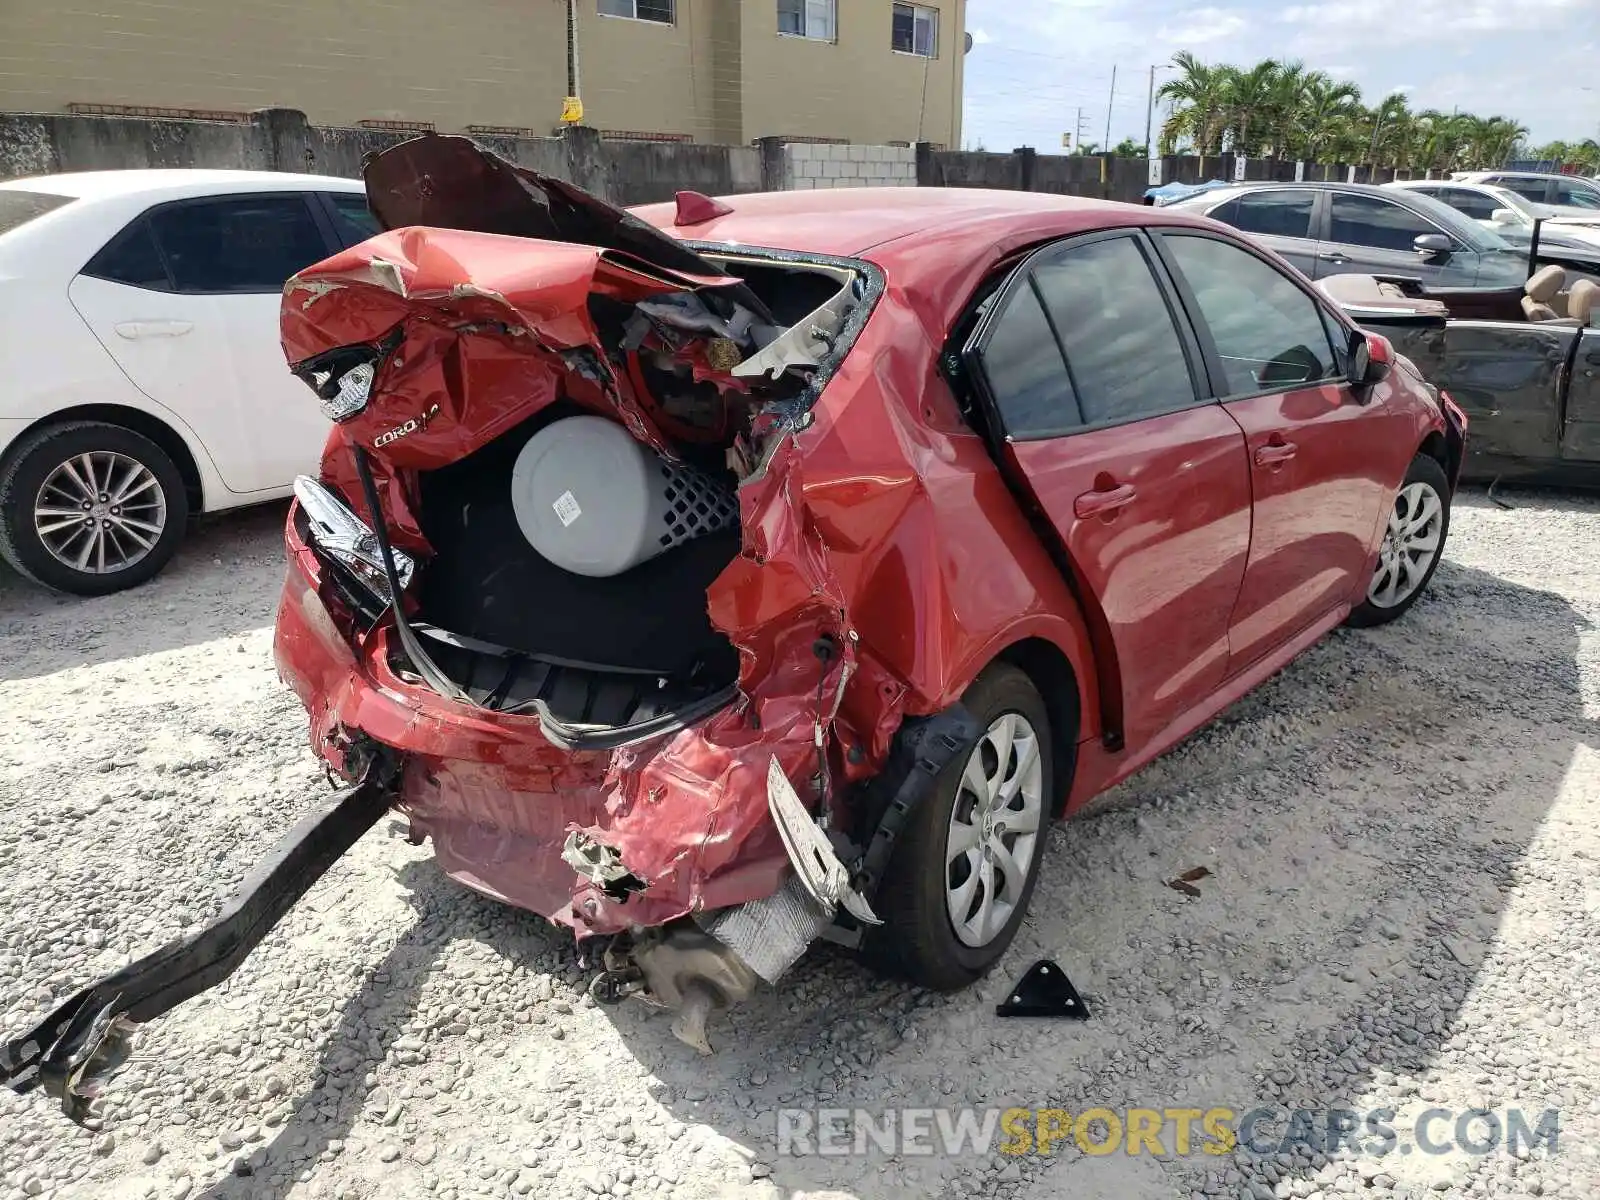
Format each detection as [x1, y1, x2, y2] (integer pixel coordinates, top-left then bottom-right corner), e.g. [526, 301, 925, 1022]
[293, 476, 414, 603]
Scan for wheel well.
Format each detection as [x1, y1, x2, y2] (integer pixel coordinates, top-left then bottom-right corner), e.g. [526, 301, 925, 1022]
[998, 638, 1082, 817]
[6, 406, 204, 514]
[1419, 429, 1454, 488]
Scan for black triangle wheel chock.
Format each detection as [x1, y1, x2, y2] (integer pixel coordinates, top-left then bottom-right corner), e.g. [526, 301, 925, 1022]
[995, 959, 1089, 1019]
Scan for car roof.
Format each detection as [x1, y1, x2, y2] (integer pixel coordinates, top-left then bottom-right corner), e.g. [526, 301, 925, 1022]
[631, 186, 1165, 258]
[0, 169, 364, 201]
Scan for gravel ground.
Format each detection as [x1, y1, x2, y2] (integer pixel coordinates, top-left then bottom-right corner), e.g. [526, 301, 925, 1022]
[1, 487, 1597, 1200]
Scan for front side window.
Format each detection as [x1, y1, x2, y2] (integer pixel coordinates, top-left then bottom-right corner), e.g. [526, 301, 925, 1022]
[599, 0, 675, 23]
[1162, 234, 1339, 395]
[778, 0, 836, 39]
[146, 195, 328, 293]
[1229, 190, 1315, 239]
[891, 3, 938, 56]
[1328, 193, 1443, 253]
[1553, 178, 1600, 209]
[1434, 187, 1499, 221]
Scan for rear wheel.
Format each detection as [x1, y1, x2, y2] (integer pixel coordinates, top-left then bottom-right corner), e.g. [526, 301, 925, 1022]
[0, 421, 188, 596]
[867, 664, 1056, 991]
[1347, 452, 1450, 628]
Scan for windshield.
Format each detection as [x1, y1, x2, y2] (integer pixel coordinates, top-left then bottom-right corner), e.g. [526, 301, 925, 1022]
[0, 190, 74, 238]
[1401, 189, 1514, 252]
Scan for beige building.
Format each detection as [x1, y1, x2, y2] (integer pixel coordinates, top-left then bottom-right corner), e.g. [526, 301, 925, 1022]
[0, 0, 966, 148]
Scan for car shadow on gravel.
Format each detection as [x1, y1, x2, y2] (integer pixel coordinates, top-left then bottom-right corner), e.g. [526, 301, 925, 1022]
[0, 502, 290, 682]
[191, 857, 466, 1200]
[572, 559, 1595, 1199]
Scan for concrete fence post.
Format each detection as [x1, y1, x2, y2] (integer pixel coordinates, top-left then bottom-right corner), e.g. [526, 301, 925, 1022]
[560, 124, 608, 201]
[251, 108, 312, 174]
[755, 136, 789, 191]
[1012, 146, 1037, 191]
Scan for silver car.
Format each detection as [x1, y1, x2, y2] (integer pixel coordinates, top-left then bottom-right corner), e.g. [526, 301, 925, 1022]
[1451, 170, 1600, 216]
[1166, 181, 1530, 288]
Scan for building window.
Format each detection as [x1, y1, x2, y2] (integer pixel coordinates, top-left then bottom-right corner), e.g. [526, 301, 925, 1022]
[778, 0, 836, 40]
[891, 3, 938, 56]
[598, 0, 674, 24]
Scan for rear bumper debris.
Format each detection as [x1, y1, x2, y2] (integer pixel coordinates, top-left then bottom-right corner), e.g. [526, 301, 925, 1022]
[0, 754, 399, 1123]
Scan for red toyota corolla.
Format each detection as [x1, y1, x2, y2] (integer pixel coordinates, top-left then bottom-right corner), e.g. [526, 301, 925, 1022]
[268, 137, 1466, 1048]
[0, 134, 1475, 1109]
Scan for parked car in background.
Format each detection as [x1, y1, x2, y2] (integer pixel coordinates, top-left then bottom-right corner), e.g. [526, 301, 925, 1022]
[1385, 179, 1600, 276]
[1320, 264, 1597, 487]
[1451, 170, 1600, 215]
[1164, 181, 1529, 289]
[0, 170, 378, 595]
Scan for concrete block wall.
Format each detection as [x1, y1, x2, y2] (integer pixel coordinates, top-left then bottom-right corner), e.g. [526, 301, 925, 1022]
[784, 142, 917, 190]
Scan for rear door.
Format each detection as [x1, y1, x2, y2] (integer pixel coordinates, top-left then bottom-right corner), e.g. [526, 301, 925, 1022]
[962, 230, 1252, 751]
[1318, 191, 1477, 285]
[68, 192, 338, 495]
[1153, 230, 1394, 670]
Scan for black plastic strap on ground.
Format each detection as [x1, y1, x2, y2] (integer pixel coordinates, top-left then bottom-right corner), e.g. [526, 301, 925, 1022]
[0, 754, 399, 1123]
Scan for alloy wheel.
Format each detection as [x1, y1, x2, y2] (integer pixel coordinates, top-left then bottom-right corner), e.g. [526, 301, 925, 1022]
[945, 711, 1045, 948]
[1368, 480, 1444, 609]
[33, 451, 168, 575]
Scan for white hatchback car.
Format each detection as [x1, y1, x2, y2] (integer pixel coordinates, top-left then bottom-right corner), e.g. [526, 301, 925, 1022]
[0, 170, 376, 594]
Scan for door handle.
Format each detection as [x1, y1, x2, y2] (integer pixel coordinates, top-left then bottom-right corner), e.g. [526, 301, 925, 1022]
[1254, 441, 1299, 467]
[114, 320, 193, 339]
[1317, 252, 1349, 264]
[1073, 482, 1137, 519]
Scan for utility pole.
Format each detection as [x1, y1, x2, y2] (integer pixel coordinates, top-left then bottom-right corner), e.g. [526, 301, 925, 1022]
[1074, 107, 1091, 154]
[1104, 65, 1117, 151]
[1144, 65, 1156, 154]
[561, 0, 584, 125]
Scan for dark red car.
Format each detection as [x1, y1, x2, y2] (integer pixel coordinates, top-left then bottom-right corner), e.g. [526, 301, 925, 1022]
[1, 137, 1467, 1110]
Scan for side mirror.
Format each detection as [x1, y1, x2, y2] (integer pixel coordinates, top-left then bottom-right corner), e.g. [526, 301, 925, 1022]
[1491, 208, 1519, 225]
[1413, 232, 1454, 257]
[1347, 329, 1392, 396]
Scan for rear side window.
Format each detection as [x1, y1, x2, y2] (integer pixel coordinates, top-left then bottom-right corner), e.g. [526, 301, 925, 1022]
[1492, 177, 1548, 203]
[146, 195, 330, 293]
[326, 191, 381, 245]
[83, 219, 172, 290]
[0, 190, 74, 237]
[1328, 194, 1440, 252]
[1162, 234, 1339, 395]
[1031, 235, 1196, 426]
[1230, 190, 1315, 239]
[980, 283, 1077, 433]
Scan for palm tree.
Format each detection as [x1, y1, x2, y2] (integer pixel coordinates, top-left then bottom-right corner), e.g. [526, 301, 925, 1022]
[1156, 51, 1231, 156]
[1148, 53, 1548, 173]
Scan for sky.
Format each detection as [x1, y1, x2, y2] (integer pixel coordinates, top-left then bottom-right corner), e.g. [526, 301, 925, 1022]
[960, 0, 1599, 155]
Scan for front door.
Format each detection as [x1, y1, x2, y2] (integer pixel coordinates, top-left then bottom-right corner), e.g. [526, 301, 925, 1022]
[1316, 191, 1476, 286]
[1153, 230, 1396, 671]
[69, 193, 338, 496]
[963, 231, 1252, 751]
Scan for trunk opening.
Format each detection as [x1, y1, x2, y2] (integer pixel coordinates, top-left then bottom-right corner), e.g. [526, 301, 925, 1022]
[377, 251, 867, 734]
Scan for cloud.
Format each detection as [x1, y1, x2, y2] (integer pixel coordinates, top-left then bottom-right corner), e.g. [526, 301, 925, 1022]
[1157, 7, 1249, 45]
[969, 27, 994, 44]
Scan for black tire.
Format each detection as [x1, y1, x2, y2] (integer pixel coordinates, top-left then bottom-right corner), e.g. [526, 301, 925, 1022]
[866, 664, 1057, 991]
[1347, 452, 1451, 629]
[0, 421, 189, 596]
